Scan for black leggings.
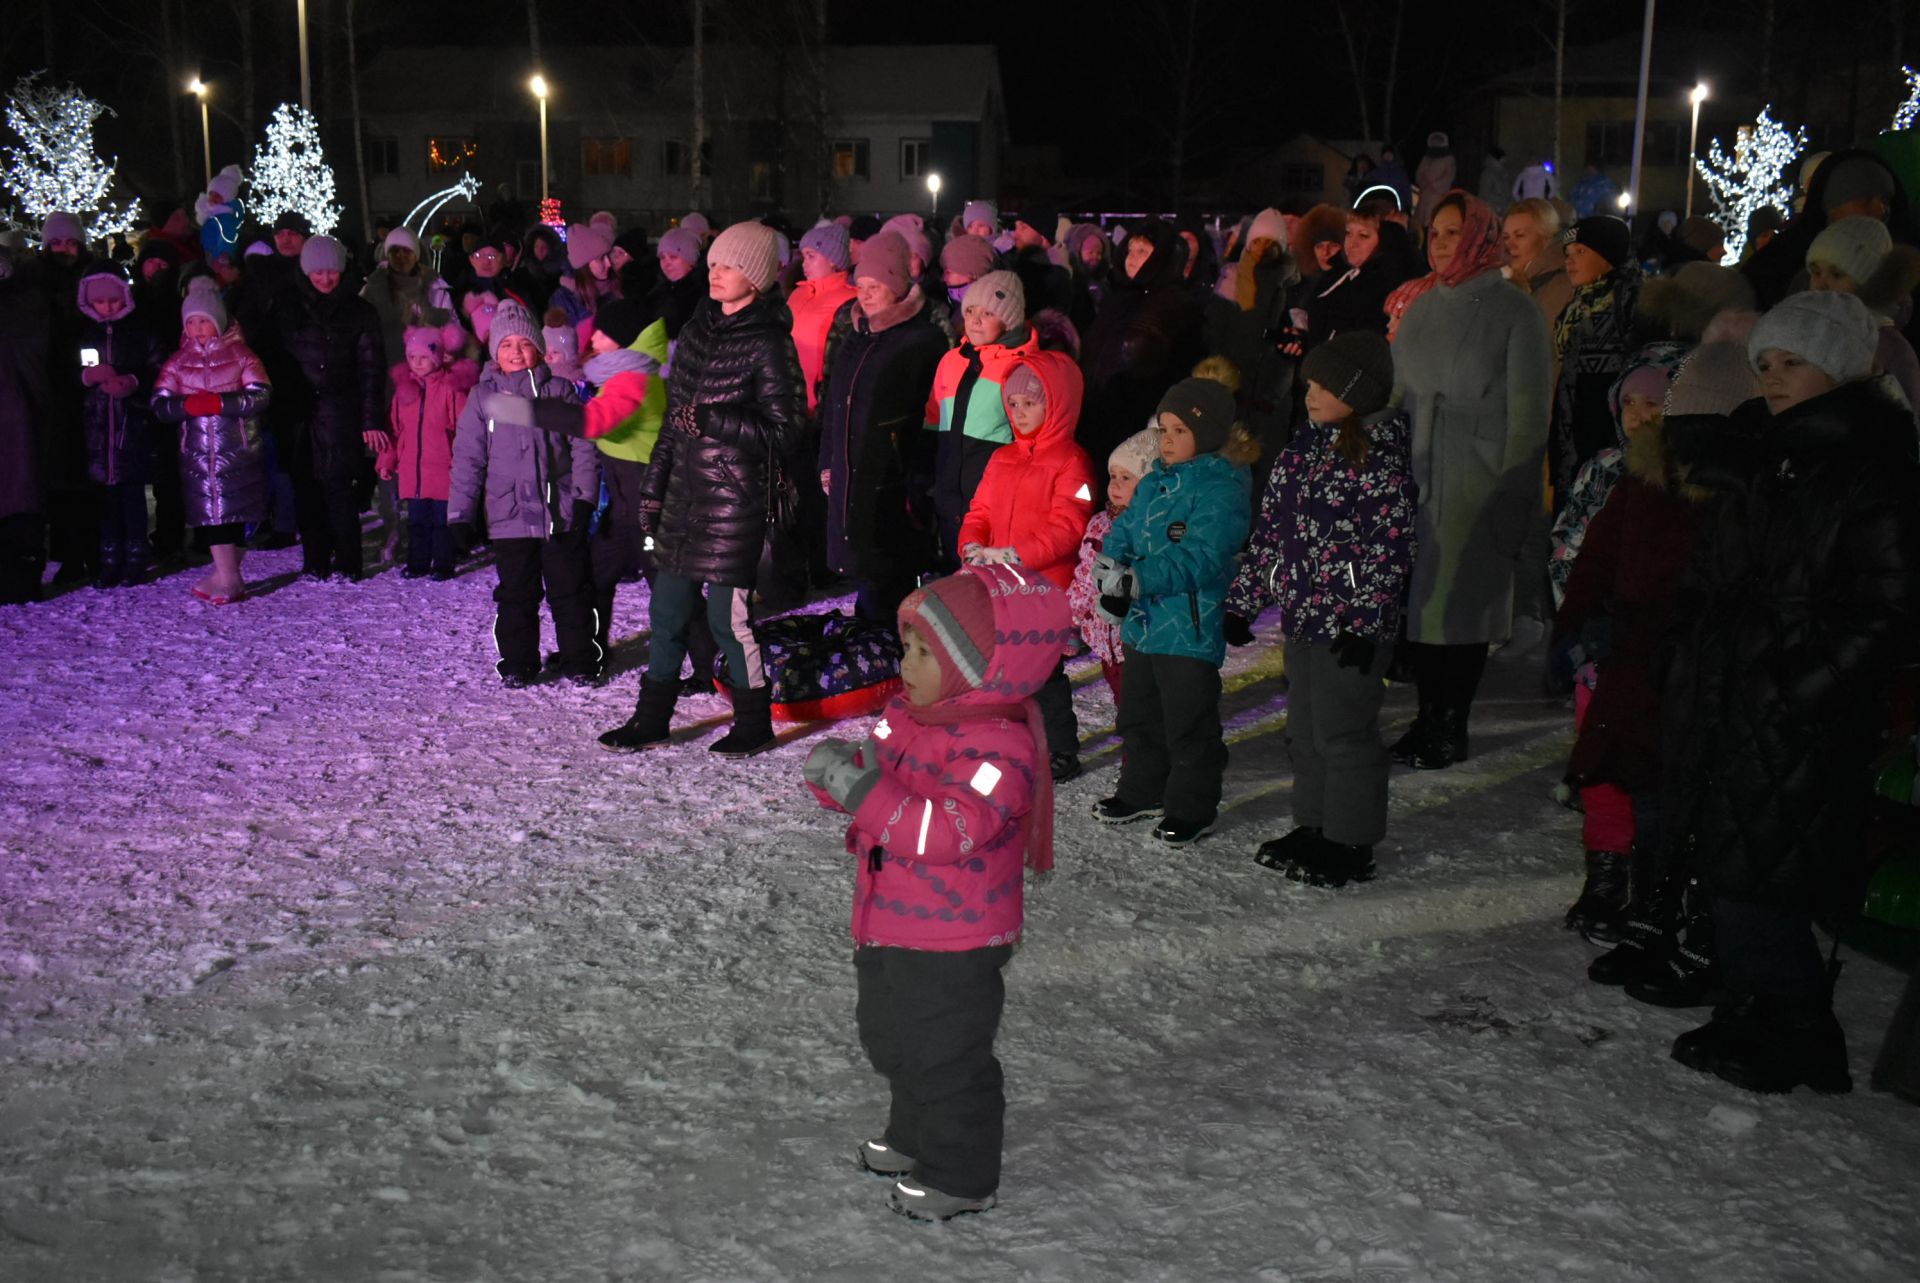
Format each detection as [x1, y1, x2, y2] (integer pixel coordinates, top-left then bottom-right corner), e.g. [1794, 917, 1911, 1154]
[1402, 641, 1489, 717]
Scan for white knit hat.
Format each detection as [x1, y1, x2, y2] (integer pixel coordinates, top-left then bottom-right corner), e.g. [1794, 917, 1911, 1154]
[382, 226, 421, 256]
[705, 221, 783, 293]
[962, 270, 1026, 331]
[1247, 207, 1288, 250]
[1806, 216, 1892, 285]
[1748, 290, 1878, 385]
[1107, 427, 1160, 481]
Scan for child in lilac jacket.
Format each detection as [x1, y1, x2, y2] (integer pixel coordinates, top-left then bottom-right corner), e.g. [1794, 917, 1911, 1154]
[805, 563, 1070, 1221]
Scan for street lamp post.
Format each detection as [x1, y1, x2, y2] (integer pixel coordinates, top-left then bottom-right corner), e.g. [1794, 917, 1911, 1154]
[529, 74, 550, 205]
[1686, 82, 1710, 219]
[188, 79, 211, 186]
[296, 0, 312, 110]
[926, 172, 941, 219]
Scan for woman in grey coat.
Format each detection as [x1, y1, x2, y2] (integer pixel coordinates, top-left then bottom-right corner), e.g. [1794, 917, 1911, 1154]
[1388, 191, 1554, 768]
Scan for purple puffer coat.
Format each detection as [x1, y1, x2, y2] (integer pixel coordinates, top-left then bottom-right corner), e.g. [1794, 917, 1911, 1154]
[151, 328, 273, 527]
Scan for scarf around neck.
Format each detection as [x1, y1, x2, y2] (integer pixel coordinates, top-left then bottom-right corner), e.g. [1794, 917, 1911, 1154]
[1384, 190, 1507, 332]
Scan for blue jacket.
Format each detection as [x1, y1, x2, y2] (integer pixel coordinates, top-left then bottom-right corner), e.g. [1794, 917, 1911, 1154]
[1103, 451, 1252, 664]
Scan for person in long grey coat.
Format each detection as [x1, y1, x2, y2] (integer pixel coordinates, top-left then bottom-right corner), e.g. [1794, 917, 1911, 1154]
[1388, 191, 1553, 769]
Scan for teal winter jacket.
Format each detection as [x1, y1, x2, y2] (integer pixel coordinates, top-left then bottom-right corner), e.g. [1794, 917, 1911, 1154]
[1103, 451, 1253, 664]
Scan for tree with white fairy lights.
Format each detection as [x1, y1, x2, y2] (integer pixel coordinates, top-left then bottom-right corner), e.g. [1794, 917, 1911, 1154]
[1, 72, 141, 244]
[247, 103, 341, 236]
[1894, 66, 1919, 133]
[1695, 107, 1807, 263]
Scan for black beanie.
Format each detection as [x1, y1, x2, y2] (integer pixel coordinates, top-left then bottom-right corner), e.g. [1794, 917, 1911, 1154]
[1301, 331, 1395, 418]
[849, 214, 882, 242]
[1017, 203, 1060, 244]
[1565, 216, 1632, 271]
[1156, 377, 1238, 454]
[593, 298, 648, 350]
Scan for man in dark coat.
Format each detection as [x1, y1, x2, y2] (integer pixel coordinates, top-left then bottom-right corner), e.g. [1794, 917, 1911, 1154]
[274, 235, 387, 580]
[1742, 150, 1911, 309]
[600, 221, 802, 758]
[1659, 293, 1920, 1095]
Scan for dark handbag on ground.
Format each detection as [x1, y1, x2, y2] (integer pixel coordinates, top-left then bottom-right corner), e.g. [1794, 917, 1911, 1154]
[712, 609, 903, 722]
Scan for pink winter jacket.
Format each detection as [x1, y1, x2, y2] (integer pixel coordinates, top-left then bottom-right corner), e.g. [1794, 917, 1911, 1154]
[816, 567, 1069, 950]
[381, 359, 480, 500]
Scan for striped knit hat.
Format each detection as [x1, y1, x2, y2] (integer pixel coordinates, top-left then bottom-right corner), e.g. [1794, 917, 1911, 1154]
[900, 571, 998, 704]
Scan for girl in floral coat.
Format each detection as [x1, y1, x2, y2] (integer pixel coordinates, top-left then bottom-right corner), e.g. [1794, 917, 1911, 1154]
[1228, 332, 1415, 888]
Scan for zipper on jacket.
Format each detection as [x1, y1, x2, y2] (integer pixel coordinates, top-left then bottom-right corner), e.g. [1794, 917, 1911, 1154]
[414, 386, 426, 497]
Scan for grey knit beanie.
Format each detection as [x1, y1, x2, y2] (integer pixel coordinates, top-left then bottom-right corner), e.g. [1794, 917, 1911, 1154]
[962, 270, 1026, 332]
[1748, 290, 1878, 385]
[488, 299, 545, 362]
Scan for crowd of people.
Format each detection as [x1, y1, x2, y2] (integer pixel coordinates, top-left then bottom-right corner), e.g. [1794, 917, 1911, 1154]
[4, 127, 1920, 1217]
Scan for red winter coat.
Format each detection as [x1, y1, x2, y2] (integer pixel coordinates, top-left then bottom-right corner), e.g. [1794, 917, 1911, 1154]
[814, 566, 1070, 950]
[382, 359, 480, 501]
[956, 349, 1096, 589]
[789, 270, 857, 413]
[1553, 419, 1707, 791]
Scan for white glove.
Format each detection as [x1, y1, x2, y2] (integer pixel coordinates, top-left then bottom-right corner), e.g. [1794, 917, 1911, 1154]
[804, 738, 879, 811]
[1092, 552, 1133, 598]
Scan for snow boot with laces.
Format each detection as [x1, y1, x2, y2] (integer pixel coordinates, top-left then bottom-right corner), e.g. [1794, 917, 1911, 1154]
[598, 676, 680, 751]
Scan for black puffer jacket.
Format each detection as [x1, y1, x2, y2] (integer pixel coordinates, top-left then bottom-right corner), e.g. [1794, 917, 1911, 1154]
[1078, 220, 1204, 487]
[78, 313, 169, 486]
[274, 281, 386, 480]
[1660, 379, 1920, 911]
[641, 294, 803, 588]
[817, 293, 948, 580]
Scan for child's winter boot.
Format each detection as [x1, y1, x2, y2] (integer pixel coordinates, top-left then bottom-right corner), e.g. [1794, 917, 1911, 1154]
[856, 1138, 915, 1177]
[887, 1176, 995, 1221]
[1564, 850, 1631, 937]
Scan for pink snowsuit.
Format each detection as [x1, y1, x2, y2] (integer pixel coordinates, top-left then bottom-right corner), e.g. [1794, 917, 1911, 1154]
[814, 567, 1071, 951]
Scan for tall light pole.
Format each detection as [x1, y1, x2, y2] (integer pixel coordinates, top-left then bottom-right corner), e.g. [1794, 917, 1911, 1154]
[188, 79, 212, 186]
[926, 172, 941, 220]
[529, 75, 550, 205]
[296, 0, 312, 110]
[1686, 82, 1710, 219]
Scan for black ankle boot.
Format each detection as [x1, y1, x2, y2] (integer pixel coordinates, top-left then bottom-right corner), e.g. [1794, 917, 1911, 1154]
[598, 676, 680, 751]
[1390, 703, 1436, 765]
[1589, 872, 1683, 986]
[1408, 707, 1468, 770]
[1565, 850, 1631, 935]
[1680, 993, 1853, 1095]
[710, 683, 777, 758]
[1625, 900, 1724, 1008]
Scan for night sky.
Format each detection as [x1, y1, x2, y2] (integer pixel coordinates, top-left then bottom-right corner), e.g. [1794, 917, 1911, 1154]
[0, 0, 1906, 210]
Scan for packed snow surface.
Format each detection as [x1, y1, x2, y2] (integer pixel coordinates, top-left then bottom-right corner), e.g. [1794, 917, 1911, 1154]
[2, 549, 1917, 1283]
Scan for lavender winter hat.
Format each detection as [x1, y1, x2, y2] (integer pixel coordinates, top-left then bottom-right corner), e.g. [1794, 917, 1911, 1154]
[658, 227, 703, 266]
[299, 235, 348, 275]
[800, 222, 852, 271]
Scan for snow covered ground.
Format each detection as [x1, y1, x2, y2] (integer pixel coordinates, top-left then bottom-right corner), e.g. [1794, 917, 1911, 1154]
[2, 546, 1917, 1283]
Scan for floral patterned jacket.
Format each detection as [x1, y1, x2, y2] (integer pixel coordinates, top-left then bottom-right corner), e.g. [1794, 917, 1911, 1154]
[1068, 508, 1125, 665]
[1227, 409, 1417, 644]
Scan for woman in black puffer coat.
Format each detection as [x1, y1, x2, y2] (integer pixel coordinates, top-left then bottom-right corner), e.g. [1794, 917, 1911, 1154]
[1656, 292, 1920, 1097]
[601, 222, 802, 758]
[274, 237, 386, 580]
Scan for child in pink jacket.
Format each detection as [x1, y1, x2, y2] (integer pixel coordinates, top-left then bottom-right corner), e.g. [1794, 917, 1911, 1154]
[1069, 426, 1159, 701]
[804, 563, 1070, 1222]
[378, 321, 480, 579]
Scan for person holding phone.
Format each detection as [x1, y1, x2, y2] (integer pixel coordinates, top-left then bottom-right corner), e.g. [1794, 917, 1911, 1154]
[75, 267, 168, 587]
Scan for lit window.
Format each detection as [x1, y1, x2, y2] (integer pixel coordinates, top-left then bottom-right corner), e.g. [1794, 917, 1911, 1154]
[831, 140, 870, 180]
[583, 138, 633, 177]
[427, 137, 477, 172]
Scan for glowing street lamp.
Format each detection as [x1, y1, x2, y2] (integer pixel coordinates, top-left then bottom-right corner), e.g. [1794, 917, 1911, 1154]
[1686, 82, 1710, 219]
[188, 78, 212, 186]
[529, 74, 551, 204]
[926, 171, 941, 218]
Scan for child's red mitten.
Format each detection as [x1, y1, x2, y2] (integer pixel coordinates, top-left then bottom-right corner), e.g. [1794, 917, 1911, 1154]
[184, 392, 223, 416]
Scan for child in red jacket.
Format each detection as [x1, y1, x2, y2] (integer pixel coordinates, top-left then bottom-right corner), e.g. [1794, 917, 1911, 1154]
[804, 564, 1069, 1221]
[379, 321, 479, 579]
[958, 350, 1096, 781]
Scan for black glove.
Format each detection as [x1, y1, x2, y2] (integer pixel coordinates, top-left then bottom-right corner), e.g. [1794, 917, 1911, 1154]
[1223, 613, 1255, 647]
[1330, 630, 1376, 672]
[1098, 593, 1132, 622]
[449, 522, 477, 556]
[571, 500, 595, 538]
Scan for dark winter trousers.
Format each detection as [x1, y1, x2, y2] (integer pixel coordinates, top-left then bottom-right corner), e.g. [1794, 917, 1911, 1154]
[1284, 638, 1392, 846]
[0, 512, 45, 605]
[1403, 641, 1490, 720]
[294, 473, 363, 578]
[1034, 660, 1080, 759]
[1512, 500, 1554, 624]
[854, 944, 1012, 1200]
[1116, 646, 1227, 824]
[150, 428, 186, 556]
[1712, 897, 1828, 1004]
[647, 573, 762, 690]
[98, 481, 149, 572]
[258, 428, 296, 542]
[589, 456, 652, 651]
[405, 499, 454, 575]
[490, 535, 597, 678]
[855, 566, 920, 624]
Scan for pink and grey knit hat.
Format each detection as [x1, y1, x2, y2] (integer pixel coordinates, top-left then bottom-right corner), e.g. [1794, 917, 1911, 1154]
[900, 571, 998, 704]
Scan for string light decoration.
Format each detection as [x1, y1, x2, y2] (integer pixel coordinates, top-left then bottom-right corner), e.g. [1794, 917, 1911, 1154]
[540, 197, 564, 230]
[1695, 107, 1806, 262]
[1, 72, 141, 244]
[247, 103, 341, 236]
[403, 171, 482, 238]
[1895, 67, 1919, 133]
